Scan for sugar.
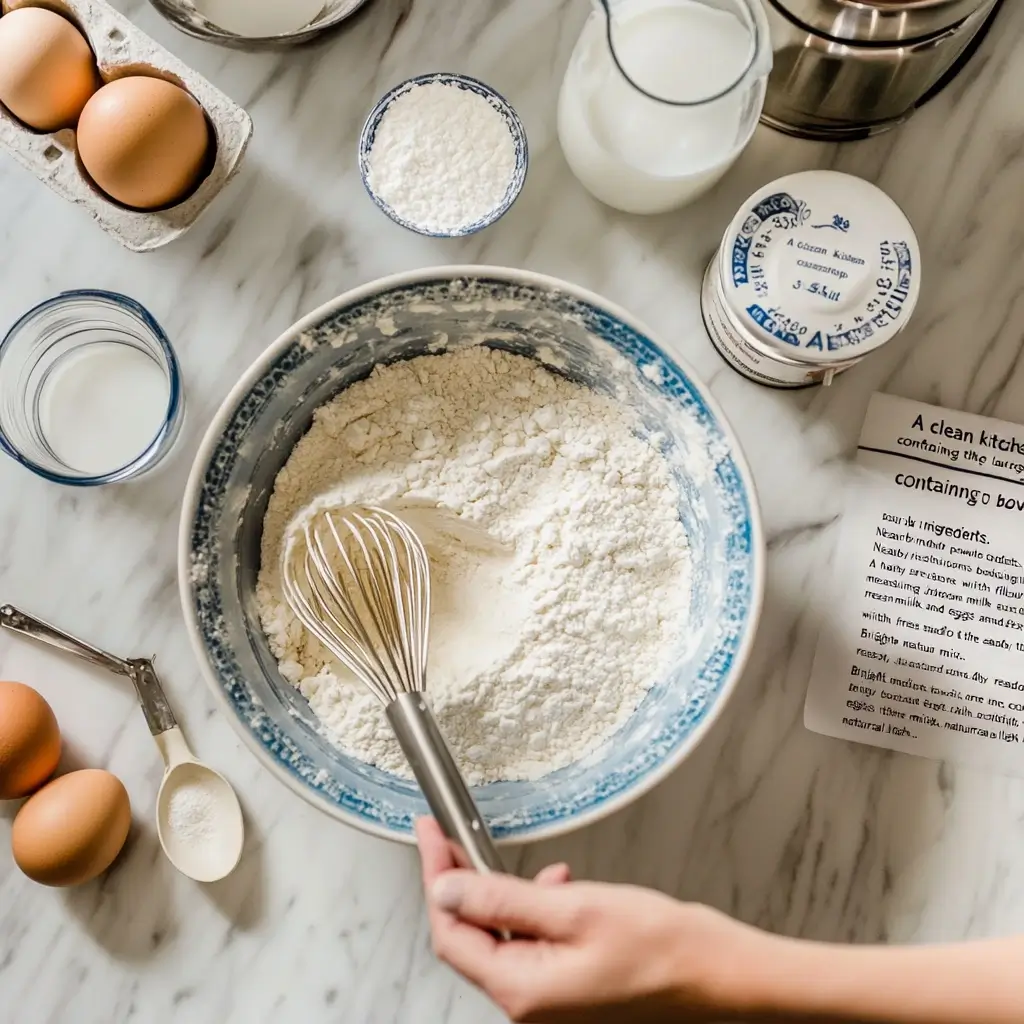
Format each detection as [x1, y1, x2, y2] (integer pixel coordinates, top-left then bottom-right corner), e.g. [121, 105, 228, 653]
[167, 782, 217, 844]
[366, 81, 517, 234]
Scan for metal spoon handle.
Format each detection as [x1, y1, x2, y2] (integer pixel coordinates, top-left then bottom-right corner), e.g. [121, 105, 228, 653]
[125, 658, 179, 737]
[0, 604, 177, 736]
[0, 604, 129, 677]
[386, 691, 504, 875]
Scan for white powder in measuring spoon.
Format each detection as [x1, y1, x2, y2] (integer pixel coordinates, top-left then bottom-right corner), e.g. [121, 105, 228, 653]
[257, 347, 692, 785]
[366, 82, 518, 234]
[167, 782, 218, 845]
[192, 0, 324, 36]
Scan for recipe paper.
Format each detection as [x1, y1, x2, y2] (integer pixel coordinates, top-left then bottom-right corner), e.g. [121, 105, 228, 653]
[805, 392, 1024, 775]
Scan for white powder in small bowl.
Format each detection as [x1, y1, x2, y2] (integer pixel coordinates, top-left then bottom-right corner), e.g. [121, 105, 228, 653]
[362, 78, 523, 235]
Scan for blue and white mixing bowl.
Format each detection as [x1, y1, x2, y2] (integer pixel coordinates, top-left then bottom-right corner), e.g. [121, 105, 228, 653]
[179, 268, 764, 843]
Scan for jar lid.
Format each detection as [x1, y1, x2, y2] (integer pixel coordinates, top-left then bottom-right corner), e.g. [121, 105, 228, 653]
[717, 170, 921, 366]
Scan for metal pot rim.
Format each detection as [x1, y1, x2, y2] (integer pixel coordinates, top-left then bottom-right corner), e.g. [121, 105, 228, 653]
[770, 0, 995, 43]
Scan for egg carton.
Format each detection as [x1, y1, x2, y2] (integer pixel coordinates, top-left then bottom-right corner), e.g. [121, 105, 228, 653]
[0, 0, 252, 251]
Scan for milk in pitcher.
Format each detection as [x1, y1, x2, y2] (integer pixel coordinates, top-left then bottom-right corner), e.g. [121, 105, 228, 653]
[557, 0, 770, 214]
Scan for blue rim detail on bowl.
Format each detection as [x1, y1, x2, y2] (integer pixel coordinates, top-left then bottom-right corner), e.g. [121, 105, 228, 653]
[180, 268, 764, 844]
[0, 289, 183, 487]
[358, 73, 529, 238]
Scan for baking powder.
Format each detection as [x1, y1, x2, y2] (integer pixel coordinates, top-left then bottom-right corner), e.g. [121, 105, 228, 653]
[365, 81, 518, 234]
[257, 347, 692, 785]
[167, 782, 217, 844]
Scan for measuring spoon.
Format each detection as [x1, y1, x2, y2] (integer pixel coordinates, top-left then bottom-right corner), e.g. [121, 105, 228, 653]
[0, 605, 244, 882]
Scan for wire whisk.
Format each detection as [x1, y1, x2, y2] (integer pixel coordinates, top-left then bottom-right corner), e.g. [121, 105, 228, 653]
[283, 504, 504, 874]
[284, 505, 430, 703]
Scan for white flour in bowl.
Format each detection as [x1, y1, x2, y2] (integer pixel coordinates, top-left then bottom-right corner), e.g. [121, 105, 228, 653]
[256, 347, 691, 785]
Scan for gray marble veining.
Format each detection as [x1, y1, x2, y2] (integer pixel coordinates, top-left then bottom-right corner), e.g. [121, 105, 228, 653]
[2, 0, 1024, 1021]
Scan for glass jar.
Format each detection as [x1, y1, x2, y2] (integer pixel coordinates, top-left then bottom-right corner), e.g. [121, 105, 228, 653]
[558, 0, 772, 214]
[0, 290, 184, 485]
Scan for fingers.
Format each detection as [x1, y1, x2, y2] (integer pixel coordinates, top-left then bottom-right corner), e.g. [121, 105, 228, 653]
[417, 822, 576, 1009]
[416, 819, 501, 988]
[432, 870, 577, 939]
[428, 905, 501, 990]
[535, 862, 571, 886]
[416, 818, 570, 889]
[415, 817, 456, 883]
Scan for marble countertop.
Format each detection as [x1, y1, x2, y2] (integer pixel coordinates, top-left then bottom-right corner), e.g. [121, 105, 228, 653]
[3, 1, 1024, 1021]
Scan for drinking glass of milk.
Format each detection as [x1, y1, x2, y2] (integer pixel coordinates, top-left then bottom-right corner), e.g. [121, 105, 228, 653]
[0, 291, 183, 485]
[558, 0, 772, 214]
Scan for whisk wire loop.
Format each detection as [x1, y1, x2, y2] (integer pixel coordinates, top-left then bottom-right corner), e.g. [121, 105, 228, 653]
[282, 505, 433, 705]
[327, 513, 405, 700]
[343, 510, 414, 697]
[284, 536, 391, 705]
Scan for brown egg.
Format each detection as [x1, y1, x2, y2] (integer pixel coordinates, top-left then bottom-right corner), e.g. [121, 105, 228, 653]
[0, 7, 98, 131]
[76, 76, 211, 210]
[12, 769, 131, 886]
[0, 681, 61, 799]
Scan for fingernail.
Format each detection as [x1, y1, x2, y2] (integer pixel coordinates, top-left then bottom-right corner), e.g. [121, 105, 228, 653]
[431, 874, 467, 912]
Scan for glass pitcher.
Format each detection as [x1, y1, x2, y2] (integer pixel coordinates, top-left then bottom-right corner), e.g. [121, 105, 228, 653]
[558, 0, 772, 214]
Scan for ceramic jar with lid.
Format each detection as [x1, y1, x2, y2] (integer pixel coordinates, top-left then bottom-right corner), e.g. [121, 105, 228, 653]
[701, 170, 921, 389]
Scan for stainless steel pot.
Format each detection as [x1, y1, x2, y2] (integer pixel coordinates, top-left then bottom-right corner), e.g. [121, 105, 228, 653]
[762, 0, 1000, 139]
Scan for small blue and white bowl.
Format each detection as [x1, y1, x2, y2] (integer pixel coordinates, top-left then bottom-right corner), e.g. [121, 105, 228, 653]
[358, 73, 529, 238]
[180, 267, 764, 845]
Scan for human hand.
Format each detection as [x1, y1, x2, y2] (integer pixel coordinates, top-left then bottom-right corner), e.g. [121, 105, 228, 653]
[416, 818, 768, 1023]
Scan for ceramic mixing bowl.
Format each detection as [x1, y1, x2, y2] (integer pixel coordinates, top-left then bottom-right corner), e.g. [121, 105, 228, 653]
[179, 267, 764, 843]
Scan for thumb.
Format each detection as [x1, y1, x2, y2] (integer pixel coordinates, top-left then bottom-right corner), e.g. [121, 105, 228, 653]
[431, 870, 576, 939]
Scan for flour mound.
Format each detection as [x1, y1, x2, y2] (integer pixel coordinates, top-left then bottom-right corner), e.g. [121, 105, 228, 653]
[256, 347, 691, 785]
[366, 81, 517, 234]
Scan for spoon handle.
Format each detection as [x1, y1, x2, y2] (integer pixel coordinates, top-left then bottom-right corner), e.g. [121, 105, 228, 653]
[0, 605, 178, 737]
[0, 604, 129, 677]
[125, 658, 179, 737]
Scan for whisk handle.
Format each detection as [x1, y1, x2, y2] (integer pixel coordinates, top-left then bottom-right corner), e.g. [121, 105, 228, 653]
[387, 692, 504, 875]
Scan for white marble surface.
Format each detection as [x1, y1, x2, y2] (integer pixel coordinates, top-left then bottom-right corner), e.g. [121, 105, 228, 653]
[3, 1, 1024, 1021]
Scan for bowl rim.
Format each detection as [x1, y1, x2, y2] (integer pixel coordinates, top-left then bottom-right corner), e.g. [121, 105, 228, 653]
[178, 265, 766, 845]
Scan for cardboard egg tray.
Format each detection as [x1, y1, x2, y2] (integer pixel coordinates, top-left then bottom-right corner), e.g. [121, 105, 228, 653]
[0, 0, 253, 251]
